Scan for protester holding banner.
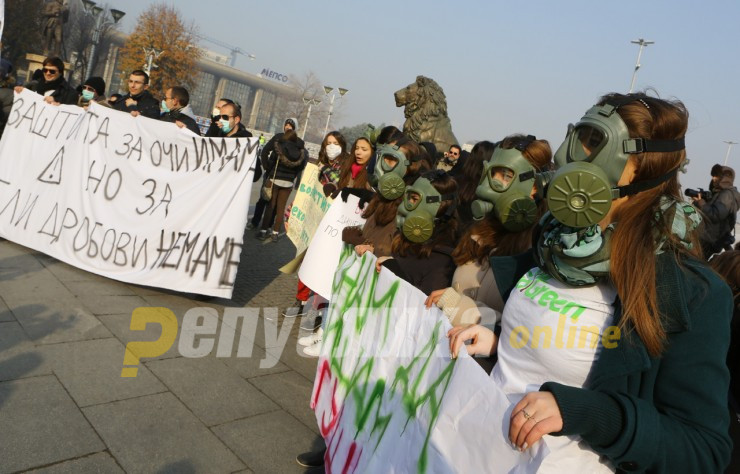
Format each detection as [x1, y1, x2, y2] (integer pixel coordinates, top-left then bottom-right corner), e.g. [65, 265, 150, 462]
[285, 131, 350, 319]
[77, 76, 109, 110]
[15, 57, 76, 105]
[448, 93, 732, 472]
[377, 170, 459, 294]
[426, 134, 552, 328]
[332, 136, 372, 196]
[342, 136, 428, 260]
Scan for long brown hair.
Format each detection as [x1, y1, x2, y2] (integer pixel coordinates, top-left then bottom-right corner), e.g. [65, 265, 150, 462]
[452, 134, 552, 265]
[458, 140, 496, 204]
[602, 92, 698, 356]
[318, 131, 348, 166]
[336, 137, 372, 191]
[392, 172, 459, 258]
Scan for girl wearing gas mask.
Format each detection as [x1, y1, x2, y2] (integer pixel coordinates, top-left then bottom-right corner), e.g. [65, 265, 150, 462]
[448, 93, 732, 472]
[343, 136, 429, 259]
[377, 170, 459, 295]
[425, 135, 552, 330]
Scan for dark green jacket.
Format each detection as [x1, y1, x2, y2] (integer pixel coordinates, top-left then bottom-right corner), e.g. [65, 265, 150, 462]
[491, 250, 733, 473]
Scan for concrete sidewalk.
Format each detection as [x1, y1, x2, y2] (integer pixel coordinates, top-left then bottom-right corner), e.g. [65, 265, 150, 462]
[0, 229, 324, 474]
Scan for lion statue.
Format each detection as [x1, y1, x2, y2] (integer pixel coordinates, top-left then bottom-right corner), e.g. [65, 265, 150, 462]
[394, 76, 458, 155]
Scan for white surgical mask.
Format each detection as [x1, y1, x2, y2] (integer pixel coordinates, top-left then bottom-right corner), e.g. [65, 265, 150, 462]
[81, 90, 95, 101]
[212, 107, 220, 117]
[325, 144, 342, 160]
[220, 119, 233, 134]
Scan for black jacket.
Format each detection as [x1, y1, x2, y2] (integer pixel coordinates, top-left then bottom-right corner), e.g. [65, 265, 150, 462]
[28, 77, 77, 105]
[206, 121, 252, 138]
[698, 166, 740, 255]
[260, 133, 307, 183]
[113, 89, 160, 120]
[383, 246, 456, 295]
[159, 109, 201, 136]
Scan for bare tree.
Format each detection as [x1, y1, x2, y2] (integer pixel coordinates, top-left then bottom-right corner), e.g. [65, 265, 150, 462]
[274, 71, 346, 143]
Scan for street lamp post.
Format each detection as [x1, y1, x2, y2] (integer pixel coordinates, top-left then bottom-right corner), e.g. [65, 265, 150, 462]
[80, 0, 125, 80]
[322, 86, 349, 138]
[301, 97, 321, 140]
[143, 47, 164, 75]
[628, 38, 654, 93]
[723, 140, 738, 166]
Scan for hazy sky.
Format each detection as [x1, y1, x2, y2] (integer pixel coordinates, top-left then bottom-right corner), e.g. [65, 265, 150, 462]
[113, 0, 740, 189]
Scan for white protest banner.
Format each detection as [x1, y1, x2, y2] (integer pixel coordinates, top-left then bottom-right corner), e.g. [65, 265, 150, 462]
[298, 195, 365, 299]
[287, 162, 332, 257]
[0, 90, 258, 298]
[312, 249, 548, 473]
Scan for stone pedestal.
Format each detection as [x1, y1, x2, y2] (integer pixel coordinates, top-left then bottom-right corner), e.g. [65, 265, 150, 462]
[25, 54, 72, 83]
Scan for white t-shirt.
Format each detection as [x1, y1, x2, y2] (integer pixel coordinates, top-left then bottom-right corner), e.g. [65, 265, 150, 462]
[492, 267, 618, 473]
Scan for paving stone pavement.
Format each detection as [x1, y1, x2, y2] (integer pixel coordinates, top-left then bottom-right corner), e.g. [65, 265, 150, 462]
[0, 229, 327, 474]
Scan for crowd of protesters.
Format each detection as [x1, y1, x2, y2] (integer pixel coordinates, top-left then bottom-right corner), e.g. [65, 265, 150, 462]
[6, 56, 740, 473]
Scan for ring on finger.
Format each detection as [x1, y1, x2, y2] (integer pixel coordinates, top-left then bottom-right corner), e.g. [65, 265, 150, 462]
[522, 409, 537, 423]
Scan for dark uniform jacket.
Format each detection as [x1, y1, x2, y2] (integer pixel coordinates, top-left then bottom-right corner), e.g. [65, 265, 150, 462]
[113, 89, 160, 120]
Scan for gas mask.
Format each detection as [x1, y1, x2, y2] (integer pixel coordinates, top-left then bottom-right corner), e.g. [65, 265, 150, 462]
[533, 98, 687, 286]
[536, 101, 686, 229]
[396, 175, 456, 243]
[368, 144, 412, 200]
[471, 145, 538, 232]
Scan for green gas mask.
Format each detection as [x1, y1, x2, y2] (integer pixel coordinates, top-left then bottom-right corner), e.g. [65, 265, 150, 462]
[471, 143, 538, 232]
[369, 144, 413, 200]
[537, 101, 686, 229]
[396, 175, 456, 243]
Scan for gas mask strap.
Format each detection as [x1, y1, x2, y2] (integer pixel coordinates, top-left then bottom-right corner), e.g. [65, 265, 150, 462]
[514, 135, 537, 152]
[614, 167, 679, 198]
[624, 137, 685, 154]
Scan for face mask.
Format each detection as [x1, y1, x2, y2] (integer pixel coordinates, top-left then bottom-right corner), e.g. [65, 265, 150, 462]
[395, 175, 456, 243]
[471, 145, 538, 232]
[212, 108, 220, 118]
[161, 100, 170, 113]
[81, 89, 95, 101]
[325, 144, 342, 160]
[536, 101, 685, 229]
[219, 119, 233, 134]
[370, 144, 411, 200]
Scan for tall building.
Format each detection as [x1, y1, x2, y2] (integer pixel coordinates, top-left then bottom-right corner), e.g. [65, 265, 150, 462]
[101, 31, 298, 133]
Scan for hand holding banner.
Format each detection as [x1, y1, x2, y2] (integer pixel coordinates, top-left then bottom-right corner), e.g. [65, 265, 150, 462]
[312, 249, 549, 473]
[0, 90, 257, 297]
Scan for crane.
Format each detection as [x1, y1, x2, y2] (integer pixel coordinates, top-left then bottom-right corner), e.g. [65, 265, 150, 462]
[195, 34, 256, 67]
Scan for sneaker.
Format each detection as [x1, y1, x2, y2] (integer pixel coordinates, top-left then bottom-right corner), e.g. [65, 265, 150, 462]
[246, 222, 256, 230]
[303, 336, 323, 357]
[256, 230, 269, 241]
[298, 328, 323, 347]
[300, 307, 322, 330]
[300, 312, 322, 331]
[282, 299, 306, 318]
[296, 447, 326, 468]
[270, 231, 280, 243]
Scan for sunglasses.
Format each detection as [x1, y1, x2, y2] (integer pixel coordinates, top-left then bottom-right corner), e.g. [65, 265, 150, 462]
[214, 114, 233, 121]
[43, 68, 59, 74]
